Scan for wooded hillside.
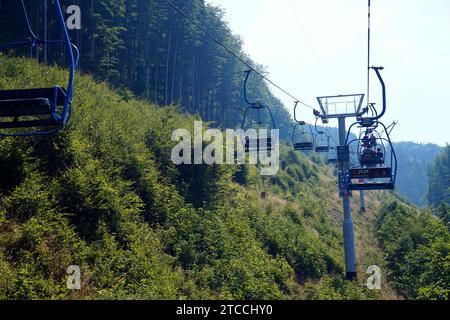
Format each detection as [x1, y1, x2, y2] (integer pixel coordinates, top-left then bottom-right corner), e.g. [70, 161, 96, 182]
[0, 0, 294, 137]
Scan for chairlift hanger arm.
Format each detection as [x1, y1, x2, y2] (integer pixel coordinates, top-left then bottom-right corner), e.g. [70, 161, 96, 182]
[368, 103, 378, 118]
[243, 69, 256, 106]
[314, 116, 326, 135]
[266, 104, 277, 129]
[54, 0, 75, 115]
[373, 121, 398, 184]
[345, 121, 360, 146]
[370, 66, 386, 120]
[21, 0, 39, 41]
[308, 123, 315, 143]
[293, 101, 300, 123]
[293, 100, 308, 126]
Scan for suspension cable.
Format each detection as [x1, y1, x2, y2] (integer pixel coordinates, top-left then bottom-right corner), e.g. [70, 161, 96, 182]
[163, 0, 314, 109]
[286, 0, 318, 61]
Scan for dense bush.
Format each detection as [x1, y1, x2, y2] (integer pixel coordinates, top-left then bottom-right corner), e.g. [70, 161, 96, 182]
[428, 145, 450, 207]
[375, 201, 449, 300]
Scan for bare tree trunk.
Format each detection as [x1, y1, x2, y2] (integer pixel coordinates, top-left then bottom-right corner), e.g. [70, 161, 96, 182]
[155, 62, 159, 103]
[43, 0, 47, 64]
[171, 40, 179, 103]
[179, 75, 183, 107]
[164, 26, 172, 106]
[192, 53, 196, 114]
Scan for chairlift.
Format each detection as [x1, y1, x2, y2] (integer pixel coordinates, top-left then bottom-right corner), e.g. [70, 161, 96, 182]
[0, 0, 78, 136]
[292, 101, 314, 152]
[345, 67, 397, 191]
[328, 147, 338, 164]
[314, 117, 330, 153]
[240, 70, 277, 153]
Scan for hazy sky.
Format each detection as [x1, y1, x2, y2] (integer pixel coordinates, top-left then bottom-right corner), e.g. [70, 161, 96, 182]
[206, 0, 450, 146]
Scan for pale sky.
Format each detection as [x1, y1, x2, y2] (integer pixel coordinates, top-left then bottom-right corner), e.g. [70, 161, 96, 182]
[206, 0, 450, 146]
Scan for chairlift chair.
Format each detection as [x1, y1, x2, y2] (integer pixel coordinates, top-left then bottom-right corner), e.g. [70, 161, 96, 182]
[0, 0, 78, 136]
[240, 70, 277, 153]
[292, 122, 315, 151]
[344, 67, 397, 191]
[292, 101, 314, 152]
[346, 128, 396, 191]
[314, 132, 330, 153]
[328, 147, 338, 164]
[313, 118, 330, 153]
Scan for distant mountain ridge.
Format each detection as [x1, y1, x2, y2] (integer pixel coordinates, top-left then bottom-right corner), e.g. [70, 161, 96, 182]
[391, 142, 442, 207]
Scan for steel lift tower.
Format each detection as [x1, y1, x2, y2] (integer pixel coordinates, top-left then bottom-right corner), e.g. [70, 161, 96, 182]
[316, 94, 366, 280]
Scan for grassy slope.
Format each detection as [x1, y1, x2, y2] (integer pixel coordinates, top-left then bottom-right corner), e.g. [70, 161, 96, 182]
[0, 56, 400, 300]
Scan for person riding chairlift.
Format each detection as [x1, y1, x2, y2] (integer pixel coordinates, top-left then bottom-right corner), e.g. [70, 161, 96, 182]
[362, 147, 375, 164]
[362, 134, 370, 148]
[375, 147, 384, 164]
[369, 133, 377, 148]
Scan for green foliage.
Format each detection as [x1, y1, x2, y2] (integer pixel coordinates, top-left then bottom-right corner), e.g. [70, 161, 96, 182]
[392, 142, 442, 207]
[434, 203, 450, 232]
[0, 206, 87, 299]
[0, 57, 188, 299]
[302, 276, 379, 300]
[375, 201, 450, 300]
[0, 138, 26, 193]
[428, 145, 450, 207]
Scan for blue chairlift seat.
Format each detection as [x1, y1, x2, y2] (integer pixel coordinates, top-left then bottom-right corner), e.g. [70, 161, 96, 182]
[0, 87, 67, 128]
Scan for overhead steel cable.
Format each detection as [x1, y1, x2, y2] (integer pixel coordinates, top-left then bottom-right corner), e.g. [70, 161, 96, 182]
[163, 0, 314, 109]
[286, 0, 319, 61]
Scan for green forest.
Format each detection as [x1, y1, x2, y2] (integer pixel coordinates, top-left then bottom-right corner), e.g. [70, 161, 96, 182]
[0, 0, 294, 137]
[392, 142, 442, 207]
[428, 146, 450, 209]
[0, 0, 448, 301]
